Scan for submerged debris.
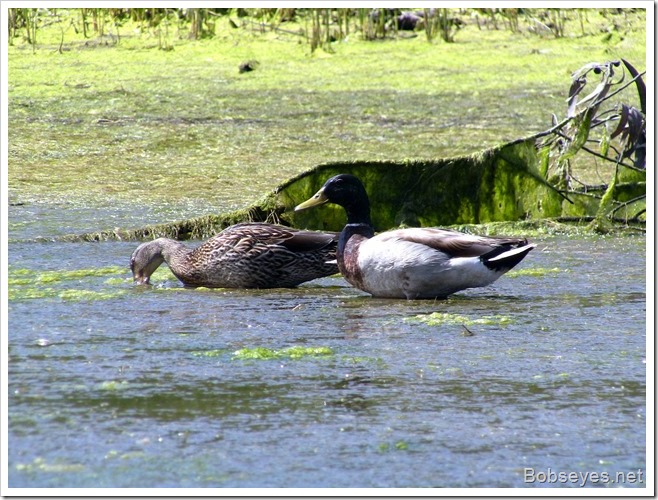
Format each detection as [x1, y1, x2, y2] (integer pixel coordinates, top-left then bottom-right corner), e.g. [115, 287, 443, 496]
[239, 60, 260, 73]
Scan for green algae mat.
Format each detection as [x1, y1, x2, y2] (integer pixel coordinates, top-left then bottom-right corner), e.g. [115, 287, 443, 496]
[66, 135, 645, 242]
[8, 9, 646, 241]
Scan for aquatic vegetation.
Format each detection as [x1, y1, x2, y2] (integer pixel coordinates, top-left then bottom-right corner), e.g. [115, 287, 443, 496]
[506, 267, 564, 278]
[99, 380, 129, 391]
[6, 11, 647, 488]
[8, 265, 128, 302]
[232, 346, 334, 361]
[145, 266, 178, 284]
[379, 440, 410, 453]
[341, 355, 386, 367]
[14, 457, 85, 473]
[104, 277, 130, 285]
[406, 312, 513, 327]
[8, 9, 646, 238]
[37, 266, 126, 282]
[191, 346, 335, 361]
[9, 265, 125, 283]
[191, 349, 228, 358]
[58, 289, 127, 301]
[9, 286, 129, 302]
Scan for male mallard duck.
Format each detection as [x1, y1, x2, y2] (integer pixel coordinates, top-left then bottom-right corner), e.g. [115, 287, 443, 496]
[130, 222, 339, 288]
[295, 174, 535, 299]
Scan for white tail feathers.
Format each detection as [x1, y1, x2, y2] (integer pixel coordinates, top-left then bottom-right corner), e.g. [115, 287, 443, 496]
[487, 244, 536, 262]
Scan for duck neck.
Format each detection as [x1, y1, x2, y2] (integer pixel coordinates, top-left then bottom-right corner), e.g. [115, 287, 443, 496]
[152, 239, 185, 268]
[343, 197, 373, 228]
[339, 222, 374, 244]
[337, 222, 373, 285]
[332, 182, 375, 258]
[338, 203, 375, 258]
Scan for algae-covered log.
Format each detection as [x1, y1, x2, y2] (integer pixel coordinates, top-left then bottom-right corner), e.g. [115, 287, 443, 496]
[281, 140, 567, 232]
[56, 206, 280, 242]
[60, 134, 644, 242]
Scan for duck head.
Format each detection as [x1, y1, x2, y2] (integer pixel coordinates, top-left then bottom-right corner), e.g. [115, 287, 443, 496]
[130, 240, 166, 285]
[294, 174, 371, 224]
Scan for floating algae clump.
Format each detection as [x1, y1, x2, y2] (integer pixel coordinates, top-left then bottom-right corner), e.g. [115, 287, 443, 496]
[58, 289, 128, 301]
[232, 346, 334, 360]
[191, 346, 334, 361]
[506, 267, 564, 278]
[35, 266, 127, 282]
[9, 265, 126, 285]
[191, 349, 228, 358]
[8, 265, 128, 302]
[406, 312, 513, 327]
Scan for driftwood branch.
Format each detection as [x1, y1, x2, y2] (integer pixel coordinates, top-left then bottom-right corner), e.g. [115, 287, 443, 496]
[524, 59, 646, 230]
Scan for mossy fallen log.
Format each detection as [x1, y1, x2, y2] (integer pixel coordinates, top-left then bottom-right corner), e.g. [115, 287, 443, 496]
[56, 206, 278, 242]
[58, 135, 645, 242]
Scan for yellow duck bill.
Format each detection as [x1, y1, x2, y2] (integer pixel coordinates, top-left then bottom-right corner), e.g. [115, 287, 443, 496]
[295, 189, 329, 211]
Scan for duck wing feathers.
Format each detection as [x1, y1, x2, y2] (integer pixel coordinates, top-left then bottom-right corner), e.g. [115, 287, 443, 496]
[180, 223, 339, 288]
[378, 227, 529, 257]
[217, 223, 339, 252]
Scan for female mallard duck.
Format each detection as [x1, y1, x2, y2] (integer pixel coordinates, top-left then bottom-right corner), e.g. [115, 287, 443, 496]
[295, 174, 535, 299]
[130, 222, 339, 288]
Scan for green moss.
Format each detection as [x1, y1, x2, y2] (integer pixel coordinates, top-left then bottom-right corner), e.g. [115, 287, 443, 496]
[8, 277, 32, 286]
[60, 208, 282, 242]
[284, 346, 334, 359]
[8, 287, 55, 301]
[74, 137, 642, 243]
[284, 145, 574, 232]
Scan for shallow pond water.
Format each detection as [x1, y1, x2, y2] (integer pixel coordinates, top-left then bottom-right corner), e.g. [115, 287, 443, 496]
[7, 205, 647, 489]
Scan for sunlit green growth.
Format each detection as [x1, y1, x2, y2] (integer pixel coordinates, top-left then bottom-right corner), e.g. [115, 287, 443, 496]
[58, 289, 127, 301]
[9, 286, 128, 302]
[232, 346, 334, 360]
[191, 349, 228, 358]
[506, 267, 564, 277]
[9, 265, 126, 283]
[379, 440, 410, 453]
[99, 380, 129, 391]
[406, 312, 513, 326]
[8, 266, 129, 301]
[14, 457, 85, 473]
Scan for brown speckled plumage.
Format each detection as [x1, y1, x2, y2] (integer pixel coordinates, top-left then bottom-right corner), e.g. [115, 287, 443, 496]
[130, 223, 339, 288]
